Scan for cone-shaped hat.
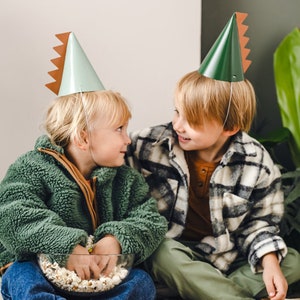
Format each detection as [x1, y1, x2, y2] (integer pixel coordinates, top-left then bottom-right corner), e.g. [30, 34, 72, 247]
[46, 32, 105, 96]
[198, 12, 251, 82]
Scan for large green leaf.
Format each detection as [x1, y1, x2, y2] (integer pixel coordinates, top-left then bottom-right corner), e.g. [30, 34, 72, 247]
[274, 28, 300, 167]
[254, 127, 291, 147]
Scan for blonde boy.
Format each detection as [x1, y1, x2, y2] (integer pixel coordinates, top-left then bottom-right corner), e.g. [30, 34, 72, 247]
[127, 70, 300, 300]
[127, 13, 300, 298]
[0, 90, 167, 300]
[0, 31, 167, 300]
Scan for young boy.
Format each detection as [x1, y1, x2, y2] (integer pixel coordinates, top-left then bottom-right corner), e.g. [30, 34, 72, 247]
[126, 13, 300, 300]
[0, 32, 167, 300]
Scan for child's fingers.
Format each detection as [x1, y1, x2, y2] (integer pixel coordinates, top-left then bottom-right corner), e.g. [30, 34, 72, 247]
[75, 265, 91, 280]
[266, 279, 287, 300]
[102, 255, 118, 276]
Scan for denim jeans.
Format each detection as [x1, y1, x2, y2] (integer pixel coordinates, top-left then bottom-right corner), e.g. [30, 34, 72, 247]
[1, 260, 155, 300]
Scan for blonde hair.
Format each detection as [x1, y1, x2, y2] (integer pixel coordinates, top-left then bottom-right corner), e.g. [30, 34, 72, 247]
[174, 71, 256, 132]
[44, 90, 131, 148]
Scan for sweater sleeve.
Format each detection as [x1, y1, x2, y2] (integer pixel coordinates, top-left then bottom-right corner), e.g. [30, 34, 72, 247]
[0, 155, 88, 262]
[93, 167, 168, 265]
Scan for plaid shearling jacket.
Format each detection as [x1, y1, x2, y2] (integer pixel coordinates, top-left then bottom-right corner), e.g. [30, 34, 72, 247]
[126, 122, 288, 273]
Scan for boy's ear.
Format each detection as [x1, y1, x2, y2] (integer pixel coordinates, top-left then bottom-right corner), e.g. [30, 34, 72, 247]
[223, 126, 240, 137]
[74, 130, 89, 150]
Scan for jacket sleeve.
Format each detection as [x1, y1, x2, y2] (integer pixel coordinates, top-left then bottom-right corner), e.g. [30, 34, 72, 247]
[0, 156, 88, 262]
[93, 167, 168, 265]
[240, 151, 287, 273]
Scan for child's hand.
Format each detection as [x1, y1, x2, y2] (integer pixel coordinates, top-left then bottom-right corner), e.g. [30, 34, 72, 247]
[66, 244, 101, 280]
[92, 235, 122, 276]
[261, 253, 288, 300]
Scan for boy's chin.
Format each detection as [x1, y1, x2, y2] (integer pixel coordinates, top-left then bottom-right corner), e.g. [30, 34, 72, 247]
[178, 142, 193, 151]
[98, 159, 125, 168]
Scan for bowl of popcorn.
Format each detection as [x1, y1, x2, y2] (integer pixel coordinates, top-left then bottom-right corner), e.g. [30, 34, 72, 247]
[38, 252, 135, 296]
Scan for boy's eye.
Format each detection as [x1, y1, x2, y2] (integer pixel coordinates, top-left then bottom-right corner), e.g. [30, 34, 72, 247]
[116, 126, 123, 132]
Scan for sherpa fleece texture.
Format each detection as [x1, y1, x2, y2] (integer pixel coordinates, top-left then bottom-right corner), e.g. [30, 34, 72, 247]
[0, 135, 167, 269]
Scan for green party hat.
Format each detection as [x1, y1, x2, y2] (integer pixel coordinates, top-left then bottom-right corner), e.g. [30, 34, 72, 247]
[46, 32, 105, 96]
[198, 12, 251, 82]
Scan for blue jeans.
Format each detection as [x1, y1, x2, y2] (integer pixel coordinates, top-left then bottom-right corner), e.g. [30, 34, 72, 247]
[1, 260, 155, 300]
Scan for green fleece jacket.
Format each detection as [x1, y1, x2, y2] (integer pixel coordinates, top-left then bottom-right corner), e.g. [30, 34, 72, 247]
[0, 135, 167, 270]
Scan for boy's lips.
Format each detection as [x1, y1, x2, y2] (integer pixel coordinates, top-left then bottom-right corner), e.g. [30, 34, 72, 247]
[177, 134, 191, 143]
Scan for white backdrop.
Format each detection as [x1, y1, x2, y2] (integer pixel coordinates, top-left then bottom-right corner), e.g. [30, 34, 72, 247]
[0, 0, 201, 180]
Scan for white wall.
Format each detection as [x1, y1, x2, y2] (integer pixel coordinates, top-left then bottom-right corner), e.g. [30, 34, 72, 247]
[0, 0, 201, 180]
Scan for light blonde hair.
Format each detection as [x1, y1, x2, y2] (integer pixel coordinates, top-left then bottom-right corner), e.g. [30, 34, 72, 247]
[174, 71, 256, 132]
[45, 90, 131, 148]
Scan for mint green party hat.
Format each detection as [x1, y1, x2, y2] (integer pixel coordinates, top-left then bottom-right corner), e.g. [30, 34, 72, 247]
[198, 12, 251, 82]
[46, 32, 105, 96]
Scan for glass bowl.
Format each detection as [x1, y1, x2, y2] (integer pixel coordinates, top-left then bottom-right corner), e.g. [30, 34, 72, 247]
[38, 253, 134, 296]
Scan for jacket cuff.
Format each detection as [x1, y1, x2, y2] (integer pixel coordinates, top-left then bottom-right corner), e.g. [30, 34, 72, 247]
[249, 237, 287, 273]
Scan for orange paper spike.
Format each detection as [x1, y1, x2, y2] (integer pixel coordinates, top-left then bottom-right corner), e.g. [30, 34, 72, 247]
[53, 45, 66, 56]
[56, 32, 71, 44]
[45, 32, 71, 95]
[236, 12, 251, 73]
[50, 57, 63, 69]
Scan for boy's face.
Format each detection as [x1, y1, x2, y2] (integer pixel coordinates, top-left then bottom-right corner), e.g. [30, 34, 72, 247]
[172, 107, 229, 155]
[87, 117, 131, 167]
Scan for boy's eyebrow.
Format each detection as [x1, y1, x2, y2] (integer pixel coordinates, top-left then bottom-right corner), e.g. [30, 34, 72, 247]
[113, 121, 129, 128]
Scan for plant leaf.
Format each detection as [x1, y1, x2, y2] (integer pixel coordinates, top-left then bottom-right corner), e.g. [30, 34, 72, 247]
[285, 184, 300, 205]
[274, 28, 300, 167]
[253, 127, 291, 148]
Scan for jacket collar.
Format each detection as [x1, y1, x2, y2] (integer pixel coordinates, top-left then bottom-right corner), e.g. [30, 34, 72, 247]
[151, 123, 176, 150]
[221, 131, 257, 165]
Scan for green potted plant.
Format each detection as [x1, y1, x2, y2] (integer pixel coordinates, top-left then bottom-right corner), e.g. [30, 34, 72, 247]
[273, 27, 300, 250]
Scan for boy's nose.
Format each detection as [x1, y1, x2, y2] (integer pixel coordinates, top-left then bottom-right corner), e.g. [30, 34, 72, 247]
[125, 134, 131, 145]
[172, 118, 184, 133]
